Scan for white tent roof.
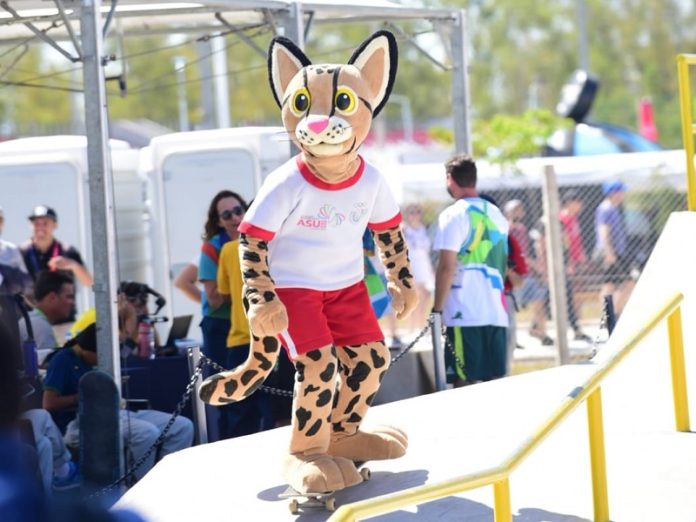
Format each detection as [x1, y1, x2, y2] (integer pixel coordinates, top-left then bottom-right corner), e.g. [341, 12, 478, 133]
[0, 0, 454, 42]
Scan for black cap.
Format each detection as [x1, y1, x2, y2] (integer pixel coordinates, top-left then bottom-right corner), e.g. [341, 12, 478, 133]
[64, 323, 97, 352]
[28, 205, 57, 222]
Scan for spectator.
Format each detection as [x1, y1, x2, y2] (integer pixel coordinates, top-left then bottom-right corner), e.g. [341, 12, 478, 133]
[524, 218, 554, 345]
[42, 323, 194, 481]
[560, 191, 592, 342]
[481, 193, 528, 374]
[20, 206, 93, 288]
[0, 320, 146, 522]
[402, 203, 435, 332]
[18, 270, 75, 352]
[216, 230, 277, 434]
[21, 409, 80, 492]
[433, 154, 509, 386]
[594, 180, 635, 315]
[0, 206, 32, 295]
[198, 190, 246, 439]
[505, 199, 553, 347]
[174, 257, 202, 304]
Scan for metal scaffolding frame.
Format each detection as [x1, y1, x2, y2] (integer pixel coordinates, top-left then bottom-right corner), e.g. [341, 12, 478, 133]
[0, 3, 471, 463]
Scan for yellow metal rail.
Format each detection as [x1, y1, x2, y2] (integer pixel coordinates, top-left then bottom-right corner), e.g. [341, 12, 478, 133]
[677, 54, 696, 211]
[330, 292, 689, 522]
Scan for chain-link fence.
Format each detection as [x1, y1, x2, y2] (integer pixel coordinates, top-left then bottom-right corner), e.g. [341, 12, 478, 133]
[396, 150, 688, 353]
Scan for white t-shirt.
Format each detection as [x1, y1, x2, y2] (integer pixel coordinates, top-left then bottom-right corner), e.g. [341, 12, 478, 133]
[240, 155, 401, 290]
[433, 197, 509, 328]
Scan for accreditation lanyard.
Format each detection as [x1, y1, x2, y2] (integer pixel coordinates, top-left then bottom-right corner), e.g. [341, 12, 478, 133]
[28, 241, 60, 274]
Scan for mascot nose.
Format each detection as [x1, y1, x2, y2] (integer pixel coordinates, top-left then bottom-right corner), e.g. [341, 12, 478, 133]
[306, 116, 329, 134]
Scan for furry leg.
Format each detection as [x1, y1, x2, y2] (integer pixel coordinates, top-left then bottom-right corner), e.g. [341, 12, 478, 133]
[328, 341, 408, 461]
[284, 346, 362, 494]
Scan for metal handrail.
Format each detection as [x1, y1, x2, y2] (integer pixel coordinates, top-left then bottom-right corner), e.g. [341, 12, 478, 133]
[677, 53, 696, 211]
[330, 292, 689, 522]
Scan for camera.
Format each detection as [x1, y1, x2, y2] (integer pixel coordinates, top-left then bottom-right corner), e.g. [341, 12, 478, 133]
[119, 281, 166, 316]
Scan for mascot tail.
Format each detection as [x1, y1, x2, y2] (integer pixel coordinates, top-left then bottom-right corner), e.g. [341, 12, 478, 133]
[198, 333, 282, 405]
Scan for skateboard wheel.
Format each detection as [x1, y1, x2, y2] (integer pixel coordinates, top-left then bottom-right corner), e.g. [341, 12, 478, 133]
[360, 467, 371, 481]
[288, 499, 299, 514]
[325, 497, 336, 511]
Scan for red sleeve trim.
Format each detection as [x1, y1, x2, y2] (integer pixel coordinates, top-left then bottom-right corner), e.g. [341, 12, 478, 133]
[200, 242, 219, 264]
[508, 235, 528, 276]
[296, 155, 365, 190]
[368, 212, 402, 231]
[238, 222, 276, 241]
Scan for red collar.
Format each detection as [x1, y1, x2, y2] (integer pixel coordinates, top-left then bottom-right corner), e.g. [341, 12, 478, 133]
[296, 155, 365, 191]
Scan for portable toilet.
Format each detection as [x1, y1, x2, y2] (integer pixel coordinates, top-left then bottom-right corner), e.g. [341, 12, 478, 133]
[142, 127, 290, 340]
[0, 135, 145, 313]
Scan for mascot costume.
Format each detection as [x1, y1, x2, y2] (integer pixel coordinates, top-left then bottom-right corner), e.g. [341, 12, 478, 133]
[199, 30, 418, 495]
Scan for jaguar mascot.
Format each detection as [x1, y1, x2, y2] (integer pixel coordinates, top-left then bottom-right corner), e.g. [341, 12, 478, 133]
[199, 30, 418, 495]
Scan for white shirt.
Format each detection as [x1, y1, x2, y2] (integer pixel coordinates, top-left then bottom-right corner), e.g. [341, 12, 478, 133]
[433, 197, 509, 328]
[240, 155, 401, 290]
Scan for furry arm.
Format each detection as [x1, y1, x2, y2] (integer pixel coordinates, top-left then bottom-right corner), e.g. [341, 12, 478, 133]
[373, 227, 418, 320]
[239, 234, 289, 336]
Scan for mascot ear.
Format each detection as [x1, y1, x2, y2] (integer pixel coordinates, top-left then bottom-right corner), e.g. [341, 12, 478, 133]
[348, 30, 398, 118]
[268, 37, 312, 108]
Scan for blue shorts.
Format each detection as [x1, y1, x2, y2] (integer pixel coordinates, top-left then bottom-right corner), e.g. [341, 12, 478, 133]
[515, 275, 548, 307]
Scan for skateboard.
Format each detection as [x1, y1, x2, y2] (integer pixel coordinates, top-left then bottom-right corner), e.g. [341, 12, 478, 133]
[279, 464, 371, 514]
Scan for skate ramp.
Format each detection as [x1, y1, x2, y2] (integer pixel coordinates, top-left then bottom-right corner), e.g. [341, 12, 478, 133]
[116, 213, 696, 521]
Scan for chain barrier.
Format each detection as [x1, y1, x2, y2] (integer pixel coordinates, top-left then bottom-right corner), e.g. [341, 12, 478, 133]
[87, 358, 206, 500]
[87, 322, 433, 498]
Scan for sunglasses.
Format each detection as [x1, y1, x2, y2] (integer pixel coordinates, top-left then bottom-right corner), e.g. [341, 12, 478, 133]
[219, 206, 244, 220]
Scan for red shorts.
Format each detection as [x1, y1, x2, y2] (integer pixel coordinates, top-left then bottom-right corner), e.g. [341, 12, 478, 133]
[276, 281, 384, 358]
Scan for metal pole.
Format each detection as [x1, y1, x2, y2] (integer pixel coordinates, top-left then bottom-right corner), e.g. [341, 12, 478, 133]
[196, 39, 215, 130]
[80, 0, 121, 383]
[576, 0, 589, 72]
[173, 56, 189, 132]
[676, 55, 696, 211]
[211, 35, 231, 128]
[281, 2, 305, 49]
[493, 478, 512, 522]
[431, 312, 446, 391]
[450, 9, 472, 154]
[667, 306, 691, 432]
[80, 0, 123, 484]
[541, 165, 570, 365]
[586, 387, 610, 522]
[187, 346, 208, 444]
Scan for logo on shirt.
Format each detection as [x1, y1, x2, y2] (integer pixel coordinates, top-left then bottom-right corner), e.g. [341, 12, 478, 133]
[350, 202, 368, 223]
[296, 204, 346, 229]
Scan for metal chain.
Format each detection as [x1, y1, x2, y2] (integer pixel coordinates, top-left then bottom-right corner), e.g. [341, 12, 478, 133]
[88, 321, 436, 498]
[389, 317, 433, 364]
[88, 358, 206, 500]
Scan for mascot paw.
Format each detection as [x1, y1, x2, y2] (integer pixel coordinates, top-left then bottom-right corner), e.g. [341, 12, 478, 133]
[248, 299, 288, 337]
[388, 282, 419, 320]
[283, 454, 362, 494]
[329, 426, 408, 461]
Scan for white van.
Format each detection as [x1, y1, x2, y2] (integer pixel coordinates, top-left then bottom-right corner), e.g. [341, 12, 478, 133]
[141, 127, 290, 339]
[0, 136, 145, 312]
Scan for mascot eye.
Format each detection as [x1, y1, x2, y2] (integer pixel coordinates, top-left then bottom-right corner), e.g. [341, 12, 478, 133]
[292, 88, 311, 114]
[334, 88, 356, 113]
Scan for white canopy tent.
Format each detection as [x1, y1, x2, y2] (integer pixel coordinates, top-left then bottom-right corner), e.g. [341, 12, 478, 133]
[0, 0, 470, 480]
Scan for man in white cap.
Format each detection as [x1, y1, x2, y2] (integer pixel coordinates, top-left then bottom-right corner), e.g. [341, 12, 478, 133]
[19, 205, 93, 288]
[0, 206, 32, 294]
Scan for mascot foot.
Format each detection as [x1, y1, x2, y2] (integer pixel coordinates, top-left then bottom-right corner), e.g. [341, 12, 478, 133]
[328, 426, 408, 461]
[282, 454, 362, 494]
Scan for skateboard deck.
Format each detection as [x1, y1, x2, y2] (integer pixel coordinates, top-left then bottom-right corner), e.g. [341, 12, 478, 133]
[279, 464, 371, 514]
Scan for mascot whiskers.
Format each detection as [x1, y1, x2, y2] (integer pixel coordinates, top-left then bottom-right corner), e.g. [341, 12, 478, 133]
[199, 30, 418, 495]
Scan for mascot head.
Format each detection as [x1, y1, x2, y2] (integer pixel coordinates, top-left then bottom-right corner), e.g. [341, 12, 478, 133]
[268, 31, 398, 178]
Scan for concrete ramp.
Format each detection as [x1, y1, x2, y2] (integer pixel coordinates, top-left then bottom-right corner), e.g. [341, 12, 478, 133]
[117, 213, 696, 521]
